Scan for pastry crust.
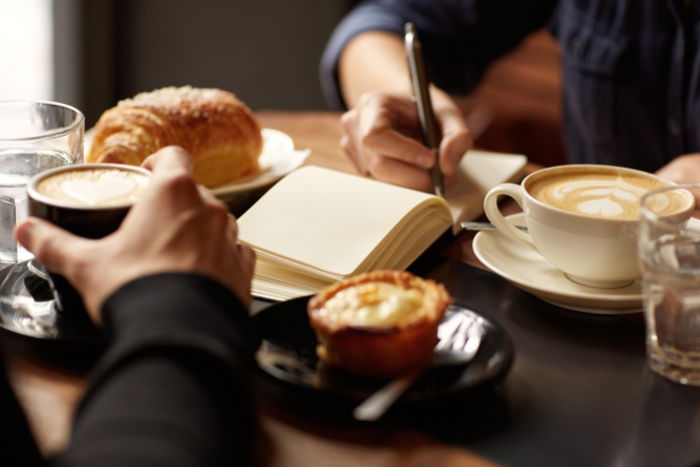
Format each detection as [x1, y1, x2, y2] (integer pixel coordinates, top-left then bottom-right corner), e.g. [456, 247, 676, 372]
[87, 86, 262, 188]
[308, 270, 451, 378]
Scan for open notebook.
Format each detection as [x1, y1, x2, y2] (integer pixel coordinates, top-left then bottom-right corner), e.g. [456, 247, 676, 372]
[238, 149, 527, 301]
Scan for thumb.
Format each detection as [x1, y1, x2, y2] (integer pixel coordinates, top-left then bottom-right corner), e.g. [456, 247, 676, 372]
[439, 124, 472, 176]
[437, 110, 473, 177]
[15, 218, 92, 275]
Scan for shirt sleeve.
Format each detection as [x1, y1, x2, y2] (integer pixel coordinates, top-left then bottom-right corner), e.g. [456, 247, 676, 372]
[320, 0, 558, 109]
[0, 356, 44, 467]
[49, 273, 259, 467]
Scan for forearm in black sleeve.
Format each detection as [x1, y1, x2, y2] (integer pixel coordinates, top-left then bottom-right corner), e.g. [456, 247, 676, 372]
[0, 355, 44, 467]
[50, 273, 259, 467]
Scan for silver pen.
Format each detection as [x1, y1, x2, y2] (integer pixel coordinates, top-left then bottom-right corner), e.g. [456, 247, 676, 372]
[461, 221, 528, 232]
[405, 22, 444, 197]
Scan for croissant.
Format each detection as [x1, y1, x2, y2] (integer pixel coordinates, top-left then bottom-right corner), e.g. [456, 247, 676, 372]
[86, 86, 263, 188]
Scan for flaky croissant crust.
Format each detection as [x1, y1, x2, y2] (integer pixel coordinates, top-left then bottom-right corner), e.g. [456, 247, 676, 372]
[87, 86, 263, 187]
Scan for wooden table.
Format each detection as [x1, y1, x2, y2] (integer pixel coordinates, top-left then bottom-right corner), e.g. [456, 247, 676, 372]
[6, 112, 700, 467]
[4, 111, 498, 467]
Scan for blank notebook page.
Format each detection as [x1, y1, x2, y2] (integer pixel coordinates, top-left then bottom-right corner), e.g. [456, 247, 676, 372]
[237, 165, 449, 278]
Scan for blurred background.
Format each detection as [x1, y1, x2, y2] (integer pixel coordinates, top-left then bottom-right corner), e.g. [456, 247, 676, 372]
[0, 0, 53, 101]
[2, 0, 356, 124]
[1, 0, 565, 166]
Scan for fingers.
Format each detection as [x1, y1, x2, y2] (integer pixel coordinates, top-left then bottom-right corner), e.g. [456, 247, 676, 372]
[353, 94, 432, 166]
[237, 243, 256, 282]
[341, 93, 434, 171]
[366, 156, 434, 192]
[129, 149, 203, 224]
[141, 145, 194, 175]
[197, 184, 226, 210]
[230, 241, 255, 308]
[341, 91, 473, 191]
[430, 89, 473, 177]
[136, 146, 201, 212]
[438, 112, 473, 176]
[340, 133, 364, 173]
[341, 110, 432, 190]
[363, 127, 434, 168]
[656, 154, 700, 184]
[15, 218, 91, 275]
[226, 211, 240, 241]
[133, 146, 233, 230]
[198, 186, 236, 240]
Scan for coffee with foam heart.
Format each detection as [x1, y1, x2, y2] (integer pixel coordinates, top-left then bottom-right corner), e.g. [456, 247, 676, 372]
[484, 164, 695, 289]
[527, 169, 689, 220]
[27, 163, 151, 317]
[36, 166, 149, 208]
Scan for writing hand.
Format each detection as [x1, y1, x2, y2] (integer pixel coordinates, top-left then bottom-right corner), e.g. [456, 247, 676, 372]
[340, 89, 472, 192]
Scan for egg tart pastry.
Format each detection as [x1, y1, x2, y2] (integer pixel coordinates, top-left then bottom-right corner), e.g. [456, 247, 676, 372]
[307, 270, 451, 378]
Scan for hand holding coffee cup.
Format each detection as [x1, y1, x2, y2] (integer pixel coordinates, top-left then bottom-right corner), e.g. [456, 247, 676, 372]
[25, 163, 151, 318]
[17, 146, 255, 323]
[483, 165, 694, 289]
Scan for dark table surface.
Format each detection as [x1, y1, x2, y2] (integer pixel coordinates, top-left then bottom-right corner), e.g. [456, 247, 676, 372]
[5, 111, 700, 467]
[253, 246, 700, 467]
[412, 254, 700, 467]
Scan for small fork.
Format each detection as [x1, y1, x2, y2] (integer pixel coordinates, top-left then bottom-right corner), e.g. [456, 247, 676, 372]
[353, 308, 483, 421]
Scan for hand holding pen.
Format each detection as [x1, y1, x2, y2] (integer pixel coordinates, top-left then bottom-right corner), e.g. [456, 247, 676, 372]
[338, 25, 473, 193]
[404, 22, 444, 196]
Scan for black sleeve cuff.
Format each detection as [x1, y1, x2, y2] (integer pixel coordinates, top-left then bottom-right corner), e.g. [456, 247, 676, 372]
[94, 273, 257, 382]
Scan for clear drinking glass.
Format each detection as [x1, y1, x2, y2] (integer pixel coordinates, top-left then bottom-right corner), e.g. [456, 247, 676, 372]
[639, 184, 700, 385]
[0, 101, 83, 263]
[0, 101, 83, 339]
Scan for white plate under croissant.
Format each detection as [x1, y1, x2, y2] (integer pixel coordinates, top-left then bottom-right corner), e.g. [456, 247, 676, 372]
[211, 128, 310, 200]
[85, 127, 309, 202]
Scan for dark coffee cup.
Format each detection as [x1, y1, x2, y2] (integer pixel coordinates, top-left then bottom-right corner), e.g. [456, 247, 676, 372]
[27, 163, 151, 316]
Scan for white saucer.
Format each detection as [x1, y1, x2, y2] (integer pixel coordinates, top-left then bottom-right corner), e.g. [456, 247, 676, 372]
[211, 128, 310, 201]
[85, 127, 309, 202]
[472, 213, 642, 314]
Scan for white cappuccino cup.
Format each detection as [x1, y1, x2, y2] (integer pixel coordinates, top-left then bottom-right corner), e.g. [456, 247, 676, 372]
[483, 164, 694, 289]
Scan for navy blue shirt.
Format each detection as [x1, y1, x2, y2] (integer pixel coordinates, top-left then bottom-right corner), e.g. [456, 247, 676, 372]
[320, 0, 700, 173]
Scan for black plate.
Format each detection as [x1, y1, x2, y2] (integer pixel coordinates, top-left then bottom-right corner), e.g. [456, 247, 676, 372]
[252, 296, 514, 405]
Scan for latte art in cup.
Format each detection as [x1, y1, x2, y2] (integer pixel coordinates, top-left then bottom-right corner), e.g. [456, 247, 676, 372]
[642, 188, 696, 217]
[36, 167, 149, 208]
[484, 164, 695, 289]
[27, 163, 152, 317]
[528, 171, 683, 220]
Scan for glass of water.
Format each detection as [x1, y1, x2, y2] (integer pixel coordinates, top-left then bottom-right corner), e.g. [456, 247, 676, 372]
[0, 101, 84, 340]
[639, 184, 700, 385]
[0, 101, 83, 263]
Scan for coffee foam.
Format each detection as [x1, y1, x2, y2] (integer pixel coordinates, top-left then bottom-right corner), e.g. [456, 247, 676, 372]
[527, 170, 681, 220]
[643, 189, 696, 217]
[37, 168, 149, 207]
